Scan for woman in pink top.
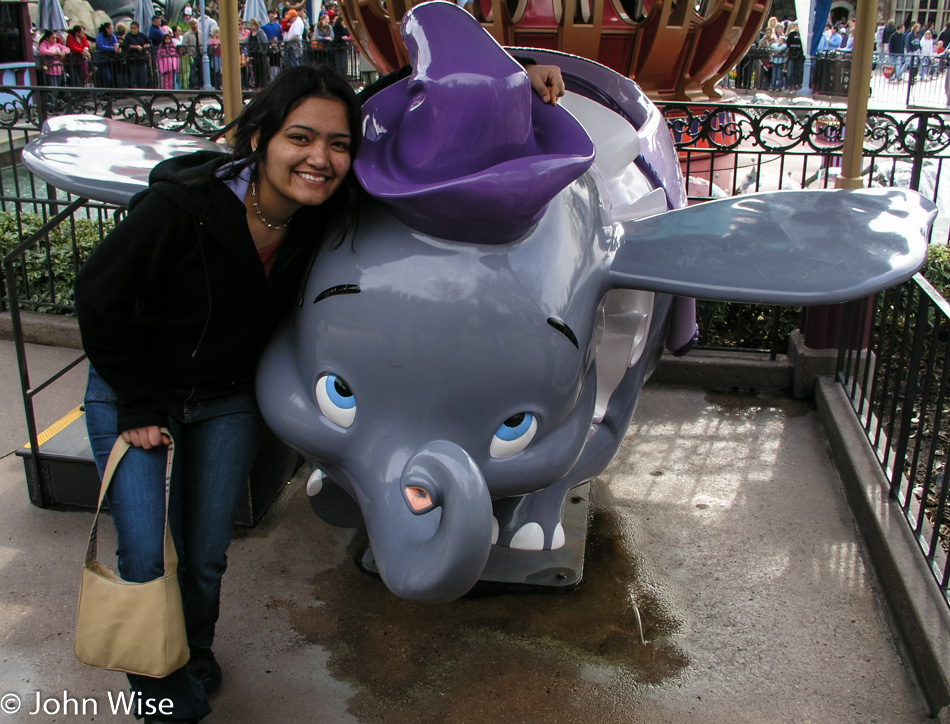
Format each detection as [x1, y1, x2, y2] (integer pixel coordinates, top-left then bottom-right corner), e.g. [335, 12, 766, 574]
[156, 32, 179, 89]
[37, 30, 67, 86]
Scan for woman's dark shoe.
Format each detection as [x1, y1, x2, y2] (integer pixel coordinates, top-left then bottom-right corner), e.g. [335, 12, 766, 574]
[188, 648, 222, 697]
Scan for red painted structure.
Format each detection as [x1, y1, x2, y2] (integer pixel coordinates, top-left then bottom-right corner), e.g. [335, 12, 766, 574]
[341, 0, 771, 101]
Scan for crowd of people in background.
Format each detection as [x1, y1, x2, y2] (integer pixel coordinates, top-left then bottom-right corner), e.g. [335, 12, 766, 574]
[733, 13, 950, 94]
[35, 4, 950, 98]
[735, 16, 806, 92]
[32, 0, 354, 93]
[881, 19, 949, 84]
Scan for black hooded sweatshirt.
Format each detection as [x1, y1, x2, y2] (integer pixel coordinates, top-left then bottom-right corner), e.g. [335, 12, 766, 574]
[75, 151, 331, 431]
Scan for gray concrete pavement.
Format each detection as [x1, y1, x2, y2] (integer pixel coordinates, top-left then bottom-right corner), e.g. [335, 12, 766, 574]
[0, 339, 932, 723]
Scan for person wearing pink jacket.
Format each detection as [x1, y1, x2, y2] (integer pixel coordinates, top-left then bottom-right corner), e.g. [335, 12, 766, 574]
[156, 32, 179, 89]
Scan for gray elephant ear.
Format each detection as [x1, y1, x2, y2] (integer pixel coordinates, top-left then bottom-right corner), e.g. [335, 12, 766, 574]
[609, 188, 936, 305]
[22, 115, 222, 206]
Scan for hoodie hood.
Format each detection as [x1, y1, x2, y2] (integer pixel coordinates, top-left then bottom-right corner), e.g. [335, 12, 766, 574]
[139, 150, 232, 214]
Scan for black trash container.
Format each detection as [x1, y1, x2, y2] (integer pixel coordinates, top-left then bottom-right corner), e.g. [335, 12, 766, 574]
[813, 51, 830, 93]
[830, 52, 851, 95]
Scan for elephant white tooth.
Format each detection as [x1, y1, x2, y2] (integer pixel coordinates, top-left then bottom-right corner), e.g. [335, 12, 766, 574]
[491, 516, 499, 545]
[551, 523, 566, 550]
[510, 522, 545, 551]
[306, 468, 326, 497]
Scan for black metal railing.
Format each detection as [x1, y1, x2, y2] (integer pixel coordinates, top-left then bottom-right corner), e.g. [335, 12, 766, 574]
[2, 199, 91, 504]
[35, 39, 361, 93]
[837, 275, 950, 608]
[1, 97, 948, 357]
[659, 101, 949, 355]
[729, 49, 950, 107]
[0, 198, 120, 313]
[0, 119, 122, 317]
[730, 46, 807, 92]
[660, 103, 949, 216]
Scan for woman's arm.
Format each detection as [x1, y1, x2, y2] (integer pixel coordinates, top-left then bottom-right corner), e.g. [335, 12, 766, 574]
[75, 192, 184, 432]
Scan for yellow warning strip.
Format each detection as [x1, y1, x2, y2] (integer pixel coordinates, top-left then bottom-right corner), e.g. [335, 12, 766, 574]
[22, 406, 84, 449]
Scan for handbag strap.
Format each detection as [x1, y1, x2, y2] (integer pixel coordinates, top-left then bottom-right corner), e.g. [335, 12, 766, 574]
[85, 429, 178, 575]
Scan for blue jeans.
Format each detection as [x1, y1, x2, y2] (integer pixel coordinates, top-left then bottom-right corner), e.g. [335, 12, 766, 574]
[284, 40, 302, 68]
[771, 62, 785, 89]
[786, 57, 802, 87]
[890, 53, 905, 78]
[129, 62, 148, 89]
[84, 367, 263, 721]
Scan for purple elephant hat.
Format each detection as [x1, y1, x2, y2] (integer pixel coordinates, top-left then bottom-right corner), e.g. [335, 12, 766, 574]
[355, 1, 595, 244]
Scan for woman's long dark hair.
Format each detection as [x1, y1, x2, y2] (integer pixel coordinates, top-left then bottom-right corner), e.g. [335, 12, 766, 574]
[221, 64, 362, 248]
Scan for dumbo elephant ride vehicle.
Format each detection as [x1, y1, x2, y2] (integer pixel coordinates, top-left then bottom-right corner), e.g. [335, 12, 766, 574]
[23, 1, 937, 604]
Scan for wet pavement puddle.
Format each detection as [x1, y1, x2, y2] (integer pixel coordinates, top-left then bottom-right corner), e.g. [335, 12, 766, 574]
[276, 505, 688, 723]
[704, 390, 809, 419]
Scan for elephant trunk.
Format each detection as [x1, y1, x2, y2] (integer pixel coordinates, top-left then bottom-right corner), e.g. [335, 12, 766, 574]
[363, 440, 493, 603]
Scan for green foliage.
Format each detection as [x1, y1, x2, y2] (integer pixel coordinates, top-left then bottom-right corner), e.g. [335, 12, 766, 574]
[693, 242, 950, 352]
[0, 211, 113, 313]
[922, 244, 950, 300]
[696, 300, 802, 351]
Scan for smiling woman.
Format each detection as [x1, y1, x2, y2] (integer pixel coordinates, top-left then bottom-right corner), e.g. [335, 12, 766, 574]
[72, 64, 361, 724]
[247, 97, 353, 248]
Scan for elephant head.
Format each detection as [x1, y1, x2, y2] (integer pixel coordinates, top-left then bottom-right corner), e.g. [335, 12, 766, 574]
[255, 182, 617, 602]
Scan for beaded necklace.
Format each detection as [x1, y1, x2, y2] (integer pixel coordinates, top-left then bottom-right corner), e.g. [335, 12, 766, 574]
[250, 180, 294, 229]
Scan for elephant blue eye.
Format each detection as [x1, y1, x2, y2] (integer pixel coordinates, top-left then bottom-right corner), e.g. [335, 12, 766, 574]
[316, 374, 355, 429]
[490, 412, 537, 458]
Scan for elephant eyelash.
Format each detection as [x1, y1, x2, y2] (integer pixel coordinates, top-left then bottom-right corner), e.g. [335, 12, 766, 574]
[547, 317, 578, 349]
[314, 284, 361, 304]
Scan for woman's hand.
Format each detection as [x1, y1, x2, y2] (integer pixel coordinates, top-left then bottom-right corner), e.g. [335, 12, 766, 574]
[526, 64, 566, 105]
[121, 426, 170, 449]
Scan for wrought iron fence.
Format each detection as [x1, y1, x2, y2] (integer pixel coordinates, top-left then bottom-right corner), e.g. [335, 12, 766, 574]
[0, 120, 121, 317]
[731, 47, 801, 92]
[1, 96, 949, 355]
[729, 49, 950, 108]
[866, 52, 950, 108]
[36, 39, 361, 92]
[837, 275, 950, 608]
[658, 101, 950, 354]
[659, 102, 949, 226]
[3, 86, 231, 135]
